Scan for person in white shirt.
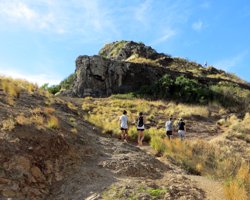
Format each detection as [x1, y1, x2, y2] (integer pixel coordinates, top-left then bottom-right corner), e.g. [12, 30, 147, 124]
[119, 110, 128, 142]
[165, 117, 174, 140]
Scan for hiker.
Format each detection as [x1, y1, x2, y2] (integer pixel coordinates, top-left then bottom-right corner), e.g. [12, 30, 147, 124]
[165, 117, 174, 140]
[137, 112, 145, 146]
[119, 110, 128, 142]
[177, 118, 186, 140]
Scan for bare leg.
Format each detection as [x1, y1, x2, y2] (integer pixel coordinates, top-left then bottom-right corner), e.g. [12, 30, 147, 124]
[124, 129, 128, 142]
[140, 131, 144, 145]
[121, 129, 125, 140]
[137, 131, 141, 145]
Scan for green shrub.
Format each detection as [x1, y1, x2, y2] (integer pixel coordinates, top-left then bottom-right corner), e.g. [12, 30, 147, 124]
[138, 75, 210, 104]
[60, 73, 75, 89]
[174, 76, 209, 103]
[40, 83, 61, 95]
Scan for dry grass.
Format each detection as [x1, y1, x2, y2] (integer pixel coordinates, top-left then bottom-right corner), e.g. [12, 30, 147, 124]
[31, 107, 43, 114]
[224, 180, 248, 200]
[47, 115, 60, 129]
[31, 114, 45, 126]
[223, 113, 250, 143]
[0, 78, 20, 97]
[15, 114, 29, 125]
[44, 107, 55, 114]
[82, 97, 212, 131]
[6, 96, 15, 106]
[224, 162, 250, 200]
[70, 128, 78, 134]
[1, 118, 16, 131]
[173, 104, 210, 118]
[81, 97, 216, 142]
[126, 54, 160, 66]
[149, 135, 250, 198]
[67, 102, 77, 111]
[44, 97, 55, 106]
[0, 76, 39, 97]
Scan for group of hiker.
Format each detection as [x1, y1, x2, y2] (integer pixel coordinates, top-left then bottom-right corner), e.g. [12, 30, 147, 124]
[119, 110, 186, 146]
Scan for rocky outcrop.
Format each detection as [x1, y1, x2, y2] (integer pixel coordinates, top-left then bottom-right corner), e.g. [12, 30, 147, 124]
[70, 55, 169, 97]
[63, 40, 250, 97]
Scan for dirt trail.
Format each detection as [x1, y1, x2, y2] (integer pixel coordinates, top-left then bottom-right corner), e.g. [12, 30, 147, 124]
[187, 175, 226, 200]
[139, 145, 226, 200]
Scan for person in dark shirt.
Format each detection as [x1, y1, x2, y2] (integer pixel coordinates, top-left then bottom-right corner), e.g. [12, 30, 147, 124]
[137, 112, 145, 146]
[177, 118, 186, 140]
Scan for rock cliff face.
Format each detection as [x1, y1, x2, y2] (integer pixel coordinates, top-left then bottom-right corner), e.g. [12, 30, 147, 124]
[71, 55, 168, 97]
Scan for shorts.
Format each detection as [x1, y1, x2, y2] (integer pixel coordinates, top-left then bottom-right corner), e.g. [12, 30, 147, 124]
[166, 131, 173, 136]
[137, 125, 145, 131]
[120, 127, 128, 131]
[178, 130, 185, 138]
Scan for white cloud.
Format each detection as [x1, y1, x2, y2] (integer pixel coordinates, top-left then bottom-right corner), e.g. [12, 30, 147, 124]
[214, 51, 248, 70]
[192, 20, 203, 31]
[0, 0, 118, 36]
[0, 0, 63, 33]
[0, 1, 36, 21]
[135, 0, 152, 25]
[151, 29, 177, 45]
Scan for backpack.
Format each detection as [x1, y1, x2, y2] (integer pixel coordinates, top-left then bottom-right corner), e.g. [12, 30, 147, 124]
[137, 116, 144, 127]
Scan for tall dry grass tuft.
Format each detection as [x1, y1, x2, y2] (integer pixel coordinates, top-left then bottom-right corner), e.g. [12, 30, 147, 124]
[1, 118, 16, 131]
[224, 162, 250, 200]
[15, 114, 29, 125]
[44, 107, 55, 114]
[31, 114, 45, 126]
[0, 79, 20, 97]
[0, 76, 39, 97]
[47, 115, 60, 129]
[224, 113, 250, 143]
[225, 162, 250, 199]
[67, 102, 77, 111]
[224, 179, 248, 200]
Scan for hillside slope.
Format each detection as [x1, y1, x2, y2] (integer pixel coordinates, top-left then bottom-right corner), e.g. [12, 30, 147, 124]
[0, 77, 209, 200]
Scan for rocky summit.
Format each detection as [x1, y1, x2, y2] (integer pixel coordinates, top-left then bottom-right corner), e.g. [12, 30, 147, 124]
[63, 40, 250, 98]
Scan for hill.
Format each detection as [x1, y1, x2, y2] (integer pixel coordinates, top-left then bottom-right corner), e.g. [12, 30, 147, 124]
[0, 76, 209, 199]
[1, 41, 250, 200]
[58, 41, 250, 112]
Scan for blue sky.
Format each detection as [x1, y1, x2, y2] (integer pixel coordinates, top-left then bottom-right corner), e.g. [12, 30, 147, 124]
[0, 0, 250, 85]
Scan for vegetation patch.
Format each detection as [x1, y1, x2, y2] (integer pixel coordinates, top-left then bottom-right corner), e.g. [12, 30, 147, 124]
[137, 74, 250, 111]
[102, 183, 167, 200]
[82, 97, 211, 141]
